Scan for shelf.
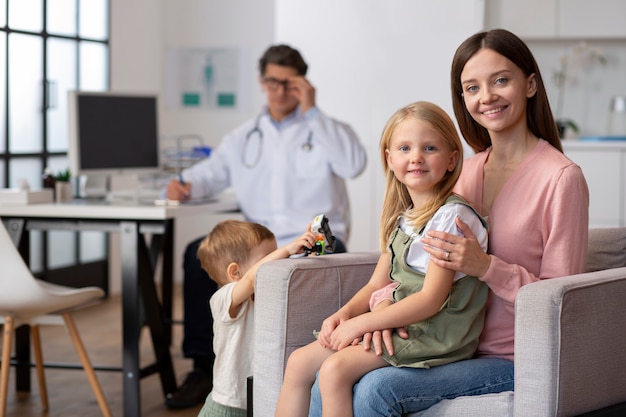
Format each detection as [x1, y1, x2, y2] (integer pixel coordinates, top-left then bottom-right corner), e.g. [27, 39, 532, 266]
[562, 139, 626, 150]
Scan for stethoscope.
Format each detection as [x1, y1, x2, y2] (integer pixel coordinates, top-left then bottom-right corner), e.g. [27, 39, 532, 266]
[242, 114, 313, 168]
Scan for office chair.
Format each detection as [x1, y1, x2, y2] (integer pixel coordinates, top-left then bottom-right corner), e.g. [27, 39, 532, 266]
[0, 222, 112, 417]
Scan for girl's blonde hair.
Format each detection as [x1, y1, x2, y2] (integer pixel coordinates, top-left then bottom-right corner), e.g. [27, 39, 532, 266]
[379, 101, 463, 251]
[197, 220, 275, 286]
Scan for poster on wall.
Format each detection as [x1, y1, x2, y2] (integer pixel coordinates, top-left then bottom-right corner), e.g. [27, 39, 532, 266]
[165, 47, 250, 111]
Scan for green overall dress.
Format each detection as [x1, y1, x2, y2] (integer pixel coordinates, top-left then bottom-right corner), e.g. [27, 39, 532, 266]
[380, 195, 489, 368]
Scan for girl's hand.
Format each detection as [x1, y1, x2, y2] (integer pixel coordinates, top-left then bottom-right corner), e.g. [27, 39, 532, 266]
[317, 312, 347, 348]
[328, 316, 367, 351]
[421, 217, 491, 277]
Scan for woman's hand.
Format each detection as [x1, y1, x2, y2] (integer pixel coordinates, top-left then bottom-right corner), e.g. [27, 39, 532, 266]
[362, 327, 409, 356]
[421, 217, 491, 277]
[359, 299, 406, 355]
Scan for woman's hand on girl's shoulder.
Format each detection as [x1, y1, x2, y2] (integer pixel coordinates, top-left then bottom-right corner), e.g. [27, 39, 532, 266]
[422, 217, 490, 277]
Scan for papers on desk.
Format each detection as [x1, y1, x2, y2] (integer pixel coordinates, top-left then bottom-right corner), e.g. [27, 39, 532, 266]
[106, 188, 162, 204]
[151, 197, 218, 206]
[0, 188, 54, 204]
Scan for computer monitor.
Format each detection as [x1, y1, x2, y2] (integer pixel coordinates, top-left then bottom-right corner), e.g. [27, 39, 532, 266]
[68, 91, 161, 197]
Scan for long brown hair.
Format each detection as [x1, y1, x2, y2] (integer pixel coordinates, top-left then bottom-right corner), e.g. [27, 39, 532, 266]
[450, 28, 562, 154]
[379, 101, 463, 251]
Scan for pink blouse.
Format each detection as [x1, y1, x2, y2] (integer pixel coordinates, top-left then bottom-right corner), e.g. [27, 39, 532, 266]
[455, 140, 589, 360]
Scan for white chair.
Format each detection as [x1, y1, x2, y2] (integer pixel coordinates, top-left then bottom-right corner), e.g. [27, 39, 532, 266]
[0, 222, 112, 417]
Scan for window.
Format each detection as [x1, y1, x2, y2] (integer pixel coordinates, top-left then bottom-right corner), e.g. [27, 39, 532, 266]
[1, 0, 109, 282]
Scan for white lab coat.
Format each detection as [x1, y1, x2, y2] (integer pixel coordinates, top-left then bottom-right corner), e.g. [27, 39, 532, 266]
[181, 107, 367, 246]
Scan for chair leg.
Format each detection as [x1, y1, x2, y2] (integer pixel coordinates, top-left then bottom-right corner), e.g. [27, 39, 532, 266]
[0, 316, 15, 417]
[30, 324, 49, 412]
[62, 313, 112, 417]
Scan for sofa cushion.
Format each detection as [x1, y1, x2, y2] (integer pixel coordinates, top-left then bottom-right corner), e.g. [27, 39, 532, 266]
[586, 227, 626, 272]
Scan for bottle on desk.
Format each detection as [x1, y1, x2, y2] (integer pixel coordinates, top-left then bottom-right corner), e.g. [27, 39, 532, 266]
[607, 95, 626, 137]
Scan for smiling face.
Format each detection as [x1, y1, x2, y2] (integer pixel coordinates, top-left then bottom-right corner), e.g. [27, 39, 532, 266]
[460, 48, 537, 137]
[385, 118, 459, 206]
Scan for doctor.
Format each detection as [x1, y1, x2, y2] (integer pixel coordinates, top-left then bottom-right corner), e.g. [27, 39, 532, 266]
[164, 44, 367, 409]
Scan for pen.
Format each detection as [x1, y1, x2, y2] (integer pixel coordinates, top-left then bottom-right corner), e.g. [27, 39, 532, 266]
[178, 173, 191, 199]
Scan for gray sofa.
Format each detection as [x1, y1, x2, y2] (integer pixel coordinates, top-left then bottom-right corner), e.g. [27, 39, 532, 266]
[253, 228, 626, 417]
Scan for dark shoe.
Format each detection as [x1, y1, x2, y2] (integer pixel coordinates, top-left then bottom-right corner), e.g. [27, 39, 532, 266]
[165, 369, 213, 409]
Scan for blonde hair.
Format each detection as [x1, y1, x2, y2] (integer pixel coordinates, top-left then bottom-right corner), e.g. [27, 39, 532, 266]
[196, 220, 275, 286]
[379, 101, 463, 251]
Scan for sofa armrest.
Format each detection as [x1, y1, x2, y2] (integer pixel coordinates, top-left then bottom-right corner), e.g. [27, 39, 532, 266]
[253, 252, 379, 417]
[515, 267, 626, 416]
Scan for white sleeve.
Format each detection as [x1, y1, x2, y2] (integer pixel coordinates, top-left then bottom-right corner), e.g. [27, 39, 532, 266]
[180, 137, 233, 199]
[209, 282, 251, 323]
[406, 204, 489, 279]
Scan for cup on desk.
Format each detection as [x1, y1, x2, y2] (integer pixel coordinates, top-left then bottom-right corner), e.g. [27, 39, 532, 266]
[55, 181, 73, 203]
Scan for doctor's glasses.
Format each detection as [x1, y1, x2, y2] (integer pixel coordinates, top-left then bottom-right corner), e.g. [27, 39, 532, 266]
[262, 76, 291, 91]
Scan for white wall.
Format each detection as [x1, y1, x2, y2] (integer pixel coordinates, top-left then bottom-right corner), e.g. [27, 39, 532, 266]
[159, 0, 275, 143]
[110, 0, 162, 92]
[111, 0, 275, 145]
[275, 0, 484, 250]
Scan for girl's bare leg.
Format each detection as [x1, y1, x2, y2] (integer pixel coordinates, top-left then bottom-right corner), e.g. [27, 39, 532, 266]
[274, 341, 335, 417]
[319, 345, 389, 417]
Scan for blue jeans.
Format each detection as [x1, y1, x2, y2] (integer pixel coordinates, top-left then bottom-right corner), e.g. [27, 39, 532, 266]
[308, 357, 514, 416]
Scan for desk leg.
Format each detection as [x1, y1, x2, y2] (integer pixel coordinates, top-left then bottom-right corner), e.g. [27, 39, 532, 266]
[148, 220, 174, 345]
[5, 219, 32, 393]
[161, 220, 174, 345]
[120, 222, 142, 417]
[136, 224, 177, 397]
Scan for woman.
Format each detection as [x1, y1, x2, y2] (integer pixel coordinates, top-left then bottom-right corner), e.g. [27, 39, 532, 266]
[307, 28, 589, 416]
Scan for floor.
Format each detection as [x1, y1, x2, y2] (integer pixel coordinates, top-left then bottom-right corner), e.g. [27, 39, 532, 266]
[1, 285, 203, 417]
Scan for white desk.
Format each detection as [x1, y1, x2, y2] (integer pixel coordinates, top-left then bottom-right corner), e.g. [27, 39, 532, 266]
[0, 196, 238, 417]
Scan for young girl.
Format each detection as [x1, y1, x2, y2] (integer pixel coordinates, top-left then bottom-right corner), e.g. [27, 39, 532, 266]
[274, 101, 489, 417]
